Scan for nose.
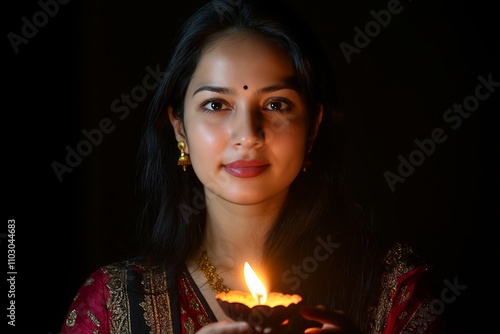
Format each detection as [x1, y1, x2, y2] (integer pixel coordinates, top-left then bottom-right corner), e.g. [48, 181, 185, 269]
[231, 107, 264, 149]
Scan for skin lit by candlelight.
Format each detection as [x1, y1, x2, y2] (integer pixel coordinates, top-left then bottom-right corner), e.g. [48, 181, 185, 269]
[244, 262, 267, 304]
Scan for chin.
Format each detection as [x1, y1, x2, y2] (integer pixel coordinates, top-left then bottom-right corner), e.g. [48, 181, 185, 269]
[224, 188, 289, 206]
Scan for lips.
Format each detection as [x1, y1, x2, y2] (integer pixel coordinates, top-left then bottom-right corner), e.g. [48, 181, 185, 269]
[224, 160, 269, 178]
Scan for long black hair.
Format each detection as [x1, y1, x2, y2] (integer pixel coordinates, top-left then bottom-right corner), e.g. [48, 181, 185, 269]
[136, 0, 385, 331]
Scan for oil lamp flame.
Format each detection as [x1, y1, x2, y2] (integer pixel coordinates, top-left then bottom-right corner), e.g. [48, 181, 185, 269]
[244, 262, 267, 304]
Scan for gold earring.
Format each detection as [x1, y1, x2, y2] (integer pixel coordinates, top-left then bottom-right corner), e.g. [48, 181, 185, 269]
[177, 141, 191, 171]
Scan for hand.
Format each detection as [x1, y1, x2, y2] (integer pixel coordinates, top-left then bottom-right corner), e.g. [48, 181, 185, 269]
[196, 320, 252, 334]
[300, 305, 362, 334]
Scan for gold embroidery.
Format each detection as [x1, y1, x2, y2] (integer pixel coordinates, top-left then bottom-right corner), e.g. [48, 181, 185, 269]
[189, 298, 201, 311]
[180, 274, 211, 327]
[103, 263, 132, 334]
[73, 292, 79, 302]
[400, 298, 435, 333]
[89, 259, 212, 333]
[369, 242, 419, 334]
[87, 310, 101, 327]
[399, 285, 410, 304]
[140, 262, 173, 334]
[85, 277, 95, 286]
[183, 317, 195, 334]
[66, 309, 77, 327]
[197, 314, 210, 327]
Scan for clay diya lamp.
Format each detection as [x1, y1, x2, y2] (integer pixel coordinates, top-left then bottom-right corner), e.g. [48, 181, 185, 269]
[216, 262, 303, 330]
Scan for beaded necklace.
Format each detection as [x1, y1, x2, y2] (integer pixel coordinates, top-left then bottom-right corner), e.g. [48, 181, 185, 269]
[195, 247, 231, 293]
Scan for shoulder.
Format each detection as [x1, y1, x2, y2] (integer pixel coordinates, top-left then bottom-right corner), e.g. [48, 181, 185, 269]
[100, 256, 168, 284]
[73, 257, 166, 294]
[382, 241, 429, 282]
[370, 242, 446, 334]
[61, 257, 171, 333]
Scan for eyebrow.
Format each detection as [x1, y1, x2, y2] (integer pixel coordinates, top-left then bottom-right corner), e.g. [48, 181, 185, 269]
[192, 85, 237, 96]
[192, 79, 299, 97]
[256, 83, 298, 94]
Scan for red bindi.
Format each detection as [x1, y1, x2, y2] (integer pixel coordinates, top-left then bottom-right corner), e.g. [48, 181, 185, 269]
[243, 85, 248, 90]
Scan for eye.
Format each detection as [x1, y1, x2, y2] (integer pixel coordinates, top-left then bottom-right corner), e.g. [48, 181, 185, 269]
[264, 98, 293, 113]
[201, 98, 231, 112]
[270, 101, 283, 110]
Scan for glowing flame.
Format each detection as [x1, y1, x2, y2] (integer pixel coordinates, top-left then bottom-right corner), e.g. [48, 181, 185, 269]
[244, 262, 267, 304]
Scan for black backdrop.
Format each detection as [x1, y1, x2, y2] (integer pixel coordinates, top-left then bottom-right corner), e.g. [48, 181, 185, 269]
[4, 0, 499, 333]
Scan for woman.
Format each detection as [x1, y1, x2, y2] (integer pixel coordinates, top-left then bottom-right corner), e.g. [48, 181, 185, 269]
[61, 0, 446, 332]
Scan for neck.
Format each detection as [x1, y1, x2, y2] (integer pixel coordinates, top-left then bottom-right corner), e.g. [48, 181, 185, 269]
[201, 188, 287, 290]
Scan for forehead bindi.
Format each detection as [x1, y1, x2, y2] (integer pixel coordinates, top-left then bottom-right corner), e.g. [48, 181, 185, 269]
[189, 35, 295, 93]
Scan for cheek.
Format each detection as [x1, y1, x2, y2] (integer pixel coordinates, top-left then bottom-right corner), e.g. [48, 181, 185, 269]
[263, 113, 309, 143]
[267, 126, 308, 165]
[185, 122, 227, 162]
[281, 137, 307, 164]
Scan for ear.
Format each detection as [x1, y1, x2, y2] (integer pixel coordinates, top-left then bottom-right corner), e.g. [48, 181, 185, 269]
[168, 106, 189, 154]
[309, 105, 323, 144]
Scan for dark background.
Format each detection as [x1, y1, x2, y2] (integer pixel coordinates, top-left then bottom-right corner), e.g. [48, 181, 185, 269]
[4, 0, 498, 333]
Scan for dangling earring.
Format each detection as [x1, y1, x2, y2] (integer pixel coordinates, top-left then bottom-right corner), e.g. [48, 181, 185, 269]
[177, 141, 191, 171]
[302, 145, 313, 172]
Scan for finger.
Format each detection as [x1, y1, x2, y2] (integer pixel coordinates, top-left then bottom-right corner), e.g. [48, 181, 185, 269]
[303, 325, 338, 334]
[196, 321, 252, 334]
[300, 305, 346, 325]
[300, 306, 362, 334]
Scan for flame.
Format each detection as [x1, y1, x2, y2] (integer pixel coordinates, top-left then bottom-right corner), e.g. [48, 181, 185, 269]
[244, 262, 267, 304]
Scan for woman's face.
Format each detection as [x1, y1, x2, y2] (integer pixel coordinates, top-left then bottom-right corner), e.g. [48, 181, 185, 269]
[172, 34, 314, 205]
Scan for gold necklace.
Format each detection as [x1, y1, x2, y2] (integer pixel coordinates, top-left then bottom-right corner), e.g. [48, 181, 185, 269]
[195, 247, 230, 293]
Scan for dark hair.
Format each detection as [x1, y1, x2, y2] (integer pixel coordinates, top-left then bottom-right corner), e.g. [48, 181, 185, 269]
[136, 0, 384, 331]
